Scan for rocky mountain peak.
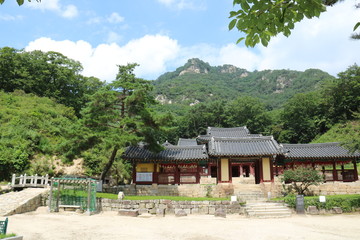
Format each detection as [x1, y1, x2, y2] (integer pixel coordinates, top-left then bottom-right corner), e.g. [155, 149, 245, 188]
[179, 58, 211, 76]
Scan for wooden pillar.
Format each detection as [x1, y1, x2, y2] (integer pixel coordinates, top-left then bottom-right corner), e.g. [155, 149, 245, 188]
[86, 180, 91, 214]
[132, 162, 136, 184]
[48, 178, 54, 212]
[353, 161, 359, 181]
[196, 164, 200, 184]
[175, 163, 180, 184]
[341, 164, 345, 181]
[55, 180, 60, 212]
[332, 161, 337, 181]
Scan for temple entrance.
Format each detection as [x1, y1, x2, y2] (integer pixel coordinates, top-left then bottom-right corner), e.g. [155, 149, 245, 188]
[230, 159, 261, 184]
[210, 166, 217, 178]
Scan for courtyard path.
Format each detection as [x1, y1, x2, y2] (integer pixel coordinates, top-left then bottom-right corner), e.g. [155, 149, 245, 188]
[5, 207, 360, 240]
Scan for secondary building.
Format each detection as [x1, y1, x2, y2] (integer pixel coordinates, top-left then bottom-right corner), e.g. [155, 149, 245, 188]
[123, 127, 359, 185]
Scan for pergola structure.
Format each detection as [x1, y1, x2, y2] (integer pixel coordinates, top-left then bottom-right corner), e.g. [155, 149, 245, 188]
[48, 177, 97, 214]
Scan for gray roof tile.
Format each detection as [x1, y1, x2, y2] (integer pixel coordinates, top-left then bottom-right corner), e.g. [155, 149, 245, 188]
[177, 138, 198, 146]
[197, 126, 262, 142]
[282, 143, 360, 159]
[123, 145, 208, 162]
[208, 136, 282, 157]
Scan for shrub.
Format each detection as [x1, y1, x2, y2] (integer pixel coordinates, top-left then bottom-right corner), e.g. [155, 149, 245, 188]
[282, 194, 360, 212]
[282, 166, 324, 195]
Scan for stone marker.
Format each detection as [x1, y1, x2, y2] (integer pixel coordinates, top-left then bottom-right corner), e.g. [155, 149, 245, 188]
[175, 209, 187, 217]
[332, 207, 343, 214]
[118, 191, 125, 200]
[118, 209, 139, 217]
[307, 206, 319, 215]
[214, 208, 226, 218]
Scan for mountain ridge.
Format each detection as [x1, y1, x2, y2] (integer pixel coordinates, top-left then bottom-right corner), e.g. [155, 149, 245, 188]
[152, 58, 335, 109]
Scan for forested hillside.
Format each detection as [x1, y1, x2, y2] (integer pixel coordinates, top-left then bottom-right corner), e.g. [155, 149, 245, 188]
[0, 47, 359, 183]
[152, 58, 335, 109]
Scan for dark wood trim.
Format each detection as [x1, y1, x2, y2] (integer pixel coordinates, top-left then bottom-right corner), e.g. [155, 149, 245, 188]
[354, 161, 359, 181]
[132, 162, 136, 184]
[333, 161, 337, 181]
[259, 158, 264, 183]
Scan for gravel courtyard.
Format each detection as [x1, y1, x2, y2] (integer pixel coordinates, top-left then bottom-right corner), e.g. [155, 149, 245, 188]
[5, 207, 360, 240]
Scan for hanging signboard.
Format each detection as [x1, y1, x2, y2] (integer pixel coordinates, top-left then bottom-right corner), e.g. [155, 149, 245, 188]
[136, 172, 153, 182]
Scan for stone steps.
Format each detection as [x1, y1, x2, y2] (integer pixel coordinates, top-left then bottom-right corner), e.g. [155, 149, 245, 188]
[244, 202, 292, 218]
[0, 188, 48, 216]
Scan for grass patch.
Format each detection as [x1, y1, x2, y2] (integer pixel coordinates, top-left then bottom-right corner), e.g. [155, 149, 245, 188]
[123, 195, 228, 201]
[96, 193, 228, 201]
[0, 233, 16, 239]
[60, 190, 229, 201]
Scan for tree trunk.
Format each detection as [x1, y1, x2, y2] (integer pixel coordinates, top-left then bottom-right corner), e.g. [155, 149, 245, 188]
[100, 147, 118, 182]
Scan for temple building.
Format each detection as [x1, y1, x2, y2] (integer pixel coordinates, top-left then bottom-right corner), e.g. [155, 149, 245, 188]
[123, 127, 359, 185]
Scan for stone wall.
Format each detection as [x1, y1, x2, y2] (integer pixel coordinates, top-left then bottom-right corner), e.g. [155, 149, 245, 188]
[103, 180, 360, 199]
[103, 183, 237, 198]
[98, 199, 242, 215]
[270, 178, 360, 196]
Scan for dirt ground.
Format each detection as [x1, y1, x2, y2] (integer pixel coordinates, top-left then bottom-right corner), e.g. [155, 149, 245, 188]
[5, 207, 360, 240]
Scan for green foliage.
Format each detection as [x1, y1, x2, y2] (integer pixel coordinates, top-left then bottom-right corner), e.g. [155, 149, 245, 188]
[152, 59, 334, 110]
[282, 194, 360, 212]
[0, 47, 104, 115]
[229, 0, 326, 47]
[278, 91, 327, 143]
[0, 0, 39, 5]
[282, 167, 324, 195]
[78, 63, 164, 182]
[0, 233, 16, 239]
[322, 64, 360, 123]
[0, 91, 77, 180]
[225, 96, 271, 134]
[123, 195, 228, 201]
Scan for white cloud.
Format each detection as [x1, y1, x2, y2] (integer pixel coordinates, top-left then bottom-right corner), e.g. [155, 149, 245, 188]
[256, 1, 360, 75]
[157, 0, 206, 10]
[106, 31, 123, 44]
[61, 5, 78, 19]
[25, 0, 78, 19]
[107, 12, 124, 24]
[25, 35, 180, 81]
[23, 2, 360, 81]
[0, 14, 23, 21]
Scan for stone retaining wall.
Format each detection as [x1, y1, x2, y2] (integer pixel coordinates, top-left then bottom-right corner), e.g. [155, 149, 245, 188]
[98, 199, 242, 215]
[103, 180, 360, 199]
[103, 184, 236, 198]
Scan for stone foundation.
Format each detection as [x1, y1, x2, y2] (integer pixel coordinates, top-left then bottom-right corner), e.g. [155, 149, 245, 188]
[98, 199, 242, 215]
[103, 179, 360, 199]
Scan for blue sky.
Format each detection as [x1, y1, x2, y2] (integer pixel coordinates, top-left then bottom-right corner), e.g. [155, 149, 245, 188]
[0, 0, 359, 81]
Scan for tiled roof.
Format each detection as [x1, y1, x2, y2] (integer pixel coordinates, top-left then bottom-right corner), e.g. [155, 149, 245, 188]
[282, 143, 360, 159]
[208, 136, 282, 157]
[197, 127, 262, 143]
[123, 145, 208, 162]
[207, 126, 250, 137]
[177, 138, 198, 146]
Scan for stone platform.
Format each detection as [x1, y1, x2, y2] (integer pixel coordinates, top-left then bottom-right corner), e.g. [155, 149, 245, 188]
[0, 188, 48, 216]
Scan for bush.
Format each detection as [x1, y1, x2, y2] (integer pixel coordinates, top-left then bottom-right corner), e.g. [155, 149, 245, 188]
[282, 194, 360, 212]
[282, 166, 324, 195]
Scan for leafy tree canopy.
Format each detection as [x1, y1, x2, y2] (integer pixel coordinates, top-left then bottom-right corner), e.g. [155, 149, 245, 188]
[229, 0, 360, 47]
[0, 90, 77, 180]
[0, 47, 104, 115]
[0, 0, 39, 5]
[75, 63, 164, 182]
[283, 166, 324, 195]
